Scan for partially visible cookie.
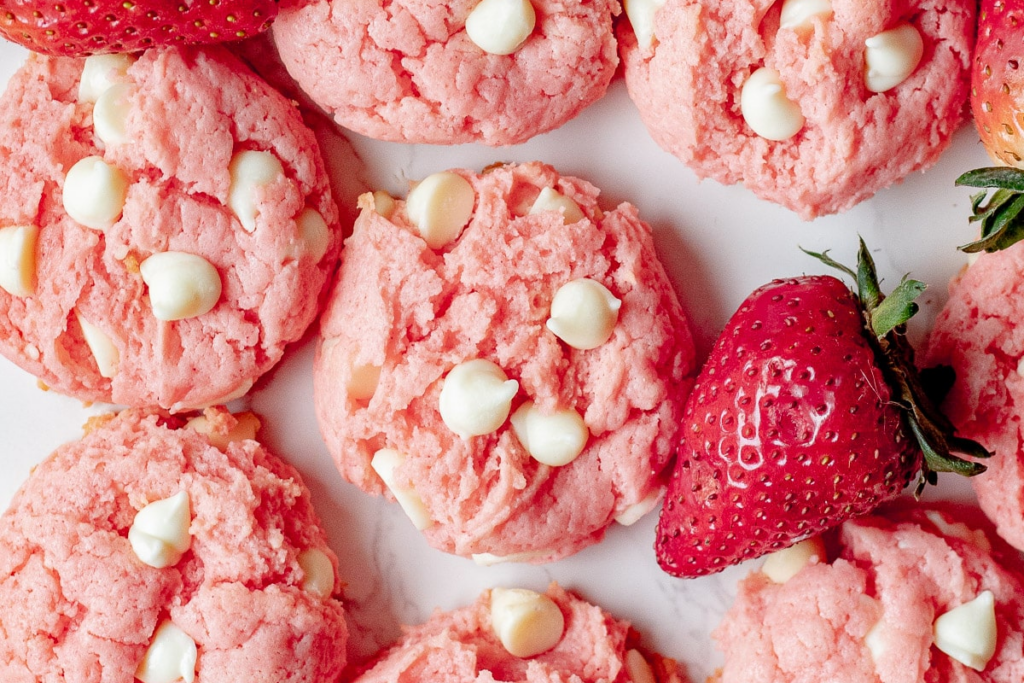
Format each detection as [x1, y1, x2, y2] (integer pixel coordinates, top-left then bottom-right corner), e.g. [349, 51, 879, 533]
[712, 504, 1024, 682]
[272, 0, 619, 145]
[618, 0, 974, 219]
[314, 161, 696, 562]
[924, 247, 1024, 551]
[0, 47, 342, 411]
[0, 408, 348, 683]
[350, 583, 689, 683]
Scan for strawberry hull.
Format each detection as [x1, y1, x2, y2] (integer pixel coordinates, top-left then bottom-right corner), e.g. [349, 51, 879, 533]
[656, 276, 920, 578]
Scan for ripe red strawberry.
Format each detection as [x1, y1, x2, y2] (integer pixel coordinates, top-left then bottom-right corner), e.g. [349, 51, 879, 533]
[0, 0, 278, 56]
[656, 241, 989, 578]
[972, 0, 1024, 168]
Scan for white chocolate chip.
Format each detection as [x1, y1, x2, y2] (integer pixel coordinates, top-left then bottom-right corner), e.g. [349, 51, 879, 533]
[546, 278, 621, 350]
[405, 172, 476, 249]
[625, 649, 657, 683]
[298, 548, 335, 598]
[186, 411, 260, 451]
[0, 224, 38, 297]
[472, 549, 549, 566]
[347, 361, 382, 402]
[864, 616, 889, 665]
[466, 0, 536, 55]
[528, 187, 585, 225]
[510, 401, 588, 467]
[78, 53, 135, 104]
[623, 0, 667, 51]
[934, 591, 998, 671]
[76, 312, 119, 379]
[779, 0, 833, 30]
[761, 536, 826, 583]
[296, 208, 331, 262]
[135, 620, 198, 683]
[228, 150, 285, 233]
[62, 156, 130, 230]
[371, 448, 433, 530]
[490, 587, 565, 658]
[93, 83, 134, 147]
[924, 510, 992, 552]
[139, 251, 222, 321]
[740, 67, 805, 141]
[128, 491, 192, 569]
[195, 379, 254, 409]
[864, 23, 924, 93]
[614, 490, 662, 526]
[372, 191, 396, 219]
[439, 359, 519, 438]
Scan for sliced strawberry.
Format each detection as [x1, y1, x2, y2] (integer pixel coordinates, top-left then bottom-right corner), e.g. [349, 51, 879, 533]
[656, 241, 989, 578]
[0, 0, 278, 56]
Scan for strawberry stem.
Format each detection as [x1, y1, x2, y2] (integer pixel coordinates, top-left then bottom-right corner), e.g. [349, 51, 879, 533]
[955, 167, 1024, 252]
[802, 238, 992, 494]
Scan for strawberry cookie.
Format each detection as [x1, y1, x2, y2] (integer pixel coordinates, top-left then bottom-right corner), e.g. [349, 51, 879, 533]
[350, 584, 688, 683]
[618, 0, 974, 218]
[271, 0, 619, 145]
[314, 161, 696, 562]
[712, 505, 1024, 682]
[0, 47, 341, 411]
[0, 408, 348, 683]
[924, 247, 1024, 551]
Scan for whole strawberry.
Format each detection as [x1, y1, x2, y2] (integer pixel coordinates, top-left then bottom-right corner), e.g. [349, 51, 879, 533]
[656, 241, 989, 578]
[973, 0, 1024, 168]
[0, 0, 278, 56]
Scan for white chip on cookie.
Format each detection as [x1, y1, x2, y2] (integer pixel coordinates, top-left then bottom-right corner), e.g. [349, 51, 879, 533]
[439, 359, 519, 438]
[490, 587, 565, 658]
[371, 448, 434, 530]
[740, 67, 805, 141]
[128, 491, 192, 569]
[546, 278, 621, 350]
[78, 54, 136, 104]
[864, 23, 924, 93]
[135, 620, 198, 683]
[466, 0, 536, 55]
[298, 548, 335, 598]
[140, 251, 222, 321]
[529, 187, 585, 224]
[0, 224, 38, 297]
[228, 150, 285, 233]
[406, 172, 476, 249]
[63, 156, 130, 230]
[76, 312, 120, 379]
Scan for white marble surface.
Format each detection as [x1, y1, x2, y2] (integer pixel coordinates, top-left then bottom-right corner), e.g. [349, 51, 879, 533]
[0, 39, 989, 681]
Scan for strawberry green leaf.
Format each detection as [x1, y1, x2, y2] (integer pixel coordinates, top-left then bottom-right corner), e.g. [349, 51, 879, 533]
[956, 168, 1024, 253]
[870, 277, 925, 338]
[855, 238, 882, 310]
[956, 167, 1024, 192]
[798, 247, 856, 280]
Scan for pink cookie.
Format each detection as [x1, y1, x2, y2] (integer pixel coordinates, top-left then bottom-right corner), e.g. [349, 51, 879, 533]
[924, 247, 1024, 551]
[272, 0, 619, 146]
[314, 161, 696, 562]
[713, 504, 1024, 683]
[351, 584, 689, 683]
[618, 0, 974, 219]
[0, 408, 348, 683]
[0, 47, 342, 411]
